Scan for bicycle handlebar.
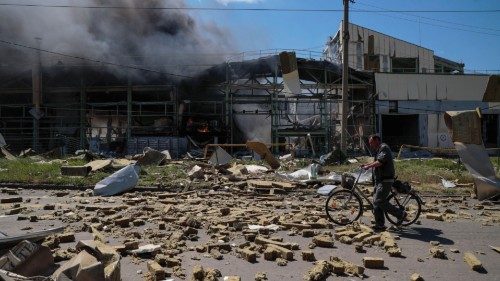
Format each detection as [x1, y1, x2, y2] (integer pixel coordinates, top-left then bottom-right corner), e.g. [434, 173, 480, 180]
[353, 169, 364, 186]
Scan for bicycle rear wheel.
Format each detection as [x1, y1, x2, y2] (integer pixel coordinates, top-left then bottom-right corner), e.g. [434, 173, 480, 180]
[385, 192, 422, 226]
[325, 189, 363, 225]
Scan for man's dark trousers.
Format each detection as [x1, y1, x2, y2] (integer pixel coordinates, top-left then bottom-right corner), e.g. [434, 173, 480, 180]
[373, 180, 403, 227]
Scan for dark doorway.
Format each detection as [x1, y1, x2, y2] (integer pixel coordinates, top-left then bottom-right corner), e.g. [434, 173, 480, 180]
[482, 114, 499, 147]
[382, 114, 420, 149]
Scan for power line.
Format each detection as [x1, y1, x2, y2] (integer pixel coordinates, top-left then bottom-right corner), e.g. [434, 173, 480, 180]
[357, 1, 500, 33]
[0, 38, 203, 80]
[375, 102, 500, 114]
[0, 3, 499, 13]
[350, 3, 500, 37]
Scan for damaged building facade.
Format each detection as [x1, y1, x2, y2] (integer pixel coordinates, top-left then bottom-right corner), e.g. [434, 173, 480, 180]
[0, 50, 374, 157]
[324, 22, 500, 150]
[1, 21, 498, 158]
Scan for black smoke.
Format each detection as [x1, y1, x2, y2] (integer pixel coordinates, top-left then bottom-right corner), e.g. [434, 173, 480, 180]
[0, 0, 234, 79]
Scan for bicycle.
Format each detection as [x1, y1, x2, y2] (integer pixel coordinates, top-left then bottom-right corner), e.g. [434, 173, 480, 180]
[325, 170, 424, 226]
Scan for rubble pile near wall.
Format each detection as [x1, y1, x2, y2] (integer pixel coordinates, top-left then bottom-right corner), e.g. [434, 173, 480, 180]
[0, 150, 499, 280]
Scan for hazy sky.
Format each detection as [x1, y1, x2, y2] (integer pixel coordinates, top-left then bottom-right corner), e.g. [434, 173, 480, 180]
[0, 0, 498, 73]
[188, 0, 500, 73]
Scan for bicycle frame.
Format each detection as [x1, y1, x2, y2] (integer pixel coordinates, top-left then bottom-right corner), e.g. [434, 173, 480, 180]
[338, 170, 418, 211]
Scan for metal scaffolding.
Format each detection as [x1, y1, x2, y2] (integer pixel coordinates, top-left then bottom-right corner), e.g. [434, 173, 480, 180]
[0, 52, 375, 157]
[222, 51, 375, 156]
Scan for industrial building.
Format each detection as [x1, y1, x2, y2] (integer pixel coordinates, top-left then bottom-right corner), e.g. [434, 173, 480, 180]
[0, 50, 373, 157]
[1, 21, 498, 158]
[324, 22, 500, 150]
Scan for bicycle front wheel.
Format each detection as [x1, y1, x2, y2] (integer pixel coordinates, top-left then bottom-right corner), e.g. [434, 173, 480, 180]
[325, 189, 363, 225]
[385, 192, 422, 226]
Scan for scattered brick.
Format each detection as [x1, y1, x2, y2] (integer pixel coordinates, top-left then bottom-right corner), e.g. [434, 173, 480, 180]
[463, 252, 483, 271]
[0, 197, 22, 204]
[302, 251, 316, 262]
[410, 273, 424, 281]
[236, 248, 257, 263]
[362, 257, 384, 269]
[147, 260, 167, 281]
[312, 235, 334, 248]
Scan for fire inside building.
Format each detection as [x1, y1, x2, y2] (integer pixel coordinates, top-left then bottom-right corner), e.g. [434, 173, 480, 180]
[0, 50, 373, 158]
[0, 21, 499, 158]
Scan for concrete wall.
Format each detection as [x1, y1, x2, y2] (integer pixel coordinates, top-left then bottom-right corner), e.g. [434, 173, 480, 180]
[375, 73, 499, 148]
[325, 22, 435, 72]
[375, 73, 491, 101]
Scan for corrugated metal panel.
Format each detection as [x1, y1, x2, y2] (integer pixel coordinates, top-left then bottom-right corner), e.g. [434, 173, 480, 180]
[383, 36, 389, 56]
[445, 75, 489, 100]
[394, 39, 402, 57]
[418, 48, 425, 72]
[436, 75, 447, 100]
[488, 102, 500, 112]
[426, 49, 435, 72]
[392, 75, 409, 100]
[375, 73, 490, 101]
[363, 27, 369, 54]
[389, 37, 394, 57]
[374, 32, 380, 55]
[419, 114, 428, 146]
[441, 100, 487, 111]
[425, 75, 437, 100]
[408, 44, 415, 59]
[408, 77, 419, 100]
[437, 114, 453, 147]
[376, 100, 390, 114]
[376, 73, 390, 100]
[397, 100, 437, 114]
[427, 114, 438, 147]
[417, 75, 428, 100]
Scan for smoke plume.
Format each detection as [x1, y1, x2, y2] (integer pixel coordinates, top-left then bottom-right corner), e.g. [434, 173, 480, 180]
[0, 0, 234, 78]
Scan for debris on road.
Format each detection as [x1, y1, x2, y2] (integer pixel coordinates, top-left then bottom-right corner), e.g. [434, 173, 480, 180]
[463, 252, 484, 272]
[93, 164, 140, 196]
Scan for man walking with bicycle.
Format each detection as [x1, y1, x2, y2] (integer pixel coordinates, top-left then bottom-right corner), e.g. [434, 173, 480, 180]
[361, 135, 407, 231]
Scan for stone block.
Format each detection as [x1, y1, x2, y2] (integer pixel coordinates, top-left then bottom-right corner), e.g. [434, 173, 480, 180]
[463, 252, 483, 271]
[362, 257, 384, 269]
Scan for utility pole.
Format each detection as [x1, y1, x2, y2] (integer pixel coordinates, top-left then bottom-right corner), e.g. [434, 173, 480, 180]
[32, 37, 42, 151]
[340, 0, 351, 152]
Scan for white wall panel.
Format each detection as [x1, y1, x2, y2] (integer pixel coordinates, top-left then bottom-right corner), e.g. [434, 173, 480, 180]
[407, 77, 419, 100]
[437, 114, 453, 147]
[374, 33, 380, 54]
[375, 73, 490, 101]
[376, 74, 390, 100]
[427, 114, 438, 147]
[417, 75, 428, 100]
[436, 75, 447, 100]
[363, 28, 369, 53]
[389, 38, 395, 57]
[426, 75, 438, 100]
[445, 75, 489, 101]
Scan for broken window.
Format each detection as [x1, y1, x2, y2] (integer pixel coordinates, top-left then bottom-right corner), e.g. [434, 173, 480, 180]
[381, 55, 389, 72]
[356, 42, 363, 69]
[482, 114, 499, 147]
[364, 55, 379, 71]
[391, 58, 418, 73]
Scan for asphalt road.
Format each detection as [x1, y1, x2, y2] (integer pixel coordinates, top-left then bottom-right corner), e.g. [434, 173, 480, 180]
[0, 189, 499, 281]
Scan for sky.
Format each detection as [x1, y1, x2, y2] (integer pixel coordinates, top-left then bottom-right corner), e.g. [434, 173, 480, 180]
[187, 0, 500, 73]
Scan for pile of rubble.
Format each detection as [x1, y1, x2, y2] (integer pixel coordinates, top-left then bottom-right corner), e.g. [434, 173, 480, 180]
[0, 144, 499, 280]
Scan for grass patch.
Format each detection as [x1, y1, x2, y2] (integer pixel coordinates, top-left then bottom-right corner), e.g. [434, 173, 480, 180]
[0, 158, 188, 187]
[138, 164, 188, 187]
[0, 158, 107, 186]
[0, 155, 498, 195]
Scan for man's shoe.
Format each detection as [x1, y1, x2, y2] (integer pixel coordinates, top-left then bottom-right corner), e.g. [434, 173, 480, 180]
[372, 225, 387, 232]
[396, 211, 408, 226]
